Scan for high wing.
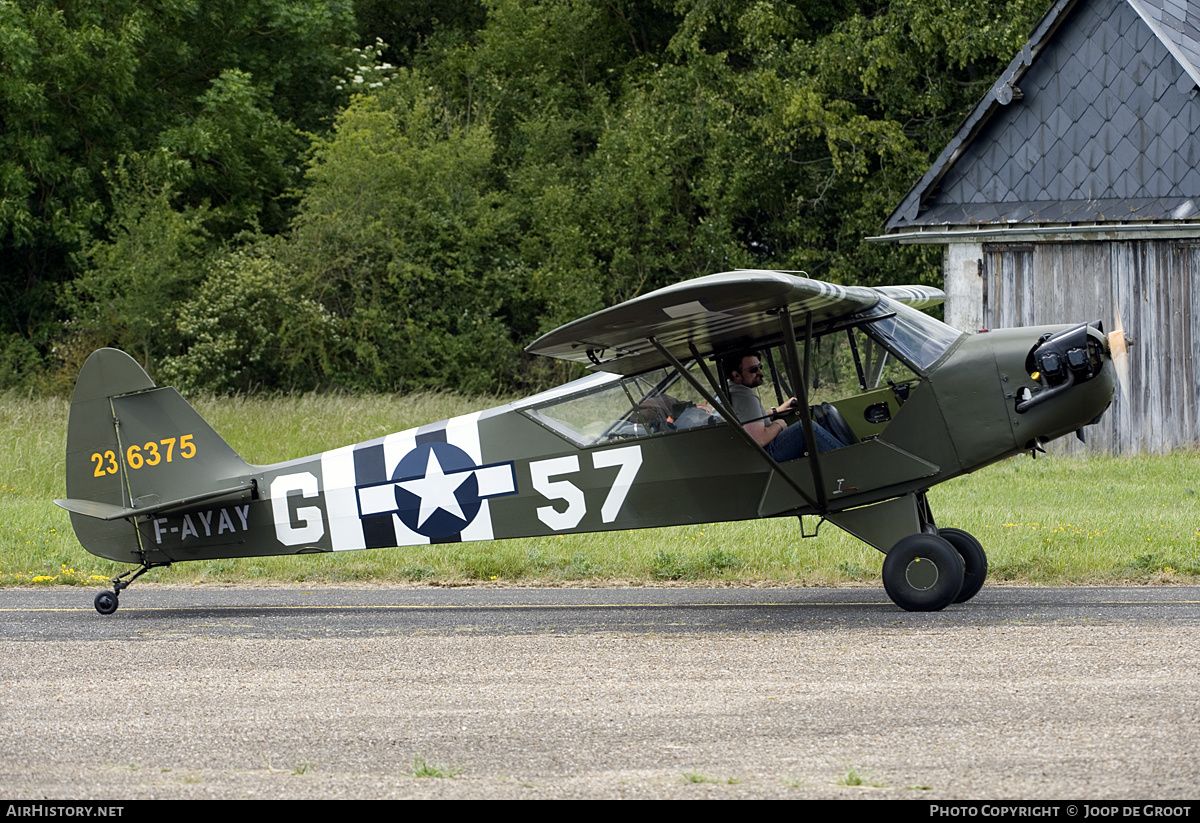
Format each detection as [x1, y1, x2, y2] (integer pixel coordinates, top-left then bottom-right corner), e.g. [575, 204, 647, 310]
[526, 269, 945, 375]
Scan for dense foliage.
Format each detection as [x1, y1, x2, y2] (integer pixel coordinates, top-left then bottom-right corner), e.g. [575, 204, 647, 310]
[1, 0, 1048, 394]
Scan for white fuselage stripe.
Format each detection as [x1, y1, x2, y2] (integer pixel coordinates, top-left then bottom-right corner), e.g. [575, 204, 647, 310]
[322, 444, 365, 551]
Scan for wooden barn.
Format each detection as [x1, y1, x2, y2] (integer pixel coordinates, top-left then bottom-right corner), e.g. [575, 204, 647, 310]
[879, 0, 1200, 455]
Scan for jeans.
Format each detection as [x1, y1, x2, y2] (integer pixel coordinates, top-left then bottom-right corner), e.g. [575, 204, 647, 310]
[765, 420, 842, 462]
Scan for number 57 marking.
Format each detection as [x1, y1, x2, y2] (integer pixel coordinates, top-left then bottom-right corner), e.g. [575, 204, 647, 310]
[530, 445, 643, 531]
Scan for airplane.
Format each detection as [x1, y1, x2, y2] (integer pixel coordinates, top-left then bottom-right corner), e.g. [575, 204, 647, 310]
[56, 269, 1122, 614]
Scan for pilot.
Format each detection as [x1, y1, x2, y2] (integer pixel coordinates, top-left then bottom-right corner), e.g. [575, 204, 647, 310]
[724, 353, 842, 460]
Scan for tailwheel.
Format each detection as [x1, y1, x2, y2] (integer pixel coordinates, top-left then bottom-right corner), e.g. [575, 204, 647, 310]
[938, 527, 988, 603]
[92, 561, 170, 615]
[94, 590, 119, 615]
[882, 533, 964, 612]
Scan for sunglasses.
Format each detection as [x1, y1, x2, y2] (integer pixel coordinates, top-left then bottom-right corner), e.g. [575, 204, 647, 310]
[740, 365, 762, 374]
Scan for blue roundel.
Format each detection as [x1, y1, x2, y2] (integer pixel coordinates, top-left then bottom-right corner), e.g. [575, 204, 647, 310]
[391, 442, 481, 538]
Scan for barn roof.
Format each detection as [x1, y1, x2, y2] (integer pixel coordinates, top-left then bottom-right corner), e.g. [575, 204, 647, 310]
[884, 0, 1200, 237]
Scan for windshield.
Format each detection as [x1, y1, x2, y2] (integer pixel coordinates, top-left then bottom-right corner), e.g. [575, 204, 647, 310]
[859, 298, 963, 372]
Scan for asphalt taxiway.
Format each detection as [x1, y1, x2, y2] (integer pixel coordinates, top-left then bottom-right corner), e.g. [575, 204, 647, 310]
[2, 586, 1198, 799]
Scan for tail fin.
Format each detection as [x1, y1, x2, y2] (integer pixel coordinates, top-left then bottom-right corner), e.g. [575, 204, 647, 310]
[58, 349, 252, 563]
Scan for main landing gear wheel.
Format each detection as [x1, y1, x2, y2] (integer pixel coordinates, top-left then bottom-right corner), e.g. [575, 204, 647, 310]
[882, 533, 964, 612]
[938, 527, 988, 603]
[94, 590, 119, 615]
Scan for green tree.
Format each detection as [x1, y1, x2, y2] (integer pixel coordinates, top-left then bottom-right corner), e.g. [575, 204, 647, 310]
[0, 0, 357, 387]
[267, 74, 519, 392]
[161, 248, 337, 393]
[0, 0, 144, 379]
[10, 0, 1056, 394]
[66, 173, 210, 378]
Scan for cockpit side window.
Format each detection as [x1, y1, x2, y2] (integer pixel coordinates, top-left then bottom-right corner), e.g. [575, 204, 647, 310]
[759, 321, 923, 445]
[524, 299, 958, 448]
[523, 362, 724, 446]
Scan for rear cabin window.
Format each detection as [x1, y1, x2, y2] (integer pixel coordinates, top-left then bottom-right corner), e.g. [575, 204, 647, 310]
[524, 363, 723, 447]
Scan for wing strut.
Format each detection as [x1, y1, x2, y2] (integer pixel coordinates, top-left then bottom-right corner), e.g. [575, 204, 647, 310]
[647, 336, 824, 514]
[779, 308, 829, 512]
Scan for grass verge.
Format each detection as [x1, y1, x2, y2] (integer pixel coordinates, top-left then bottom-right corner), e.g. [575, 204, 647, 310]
[3, 391, 1198, 588]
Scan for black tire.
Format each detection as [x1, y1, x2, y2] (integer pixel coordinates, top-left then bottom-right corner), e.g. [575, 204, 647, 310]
[882, 534, 964, 612]
[94, 590, 118, 615]
[938, 527, 988, 603]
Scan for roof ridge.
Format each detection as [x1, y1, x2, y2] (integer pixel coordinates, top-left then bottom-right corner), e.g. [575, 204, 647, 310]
[1127, 0, 1200, 86]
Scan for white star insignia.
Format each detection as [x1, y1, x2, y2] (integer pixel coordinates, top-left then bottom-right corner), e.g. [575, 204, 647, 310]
[397, 448, 472, 527]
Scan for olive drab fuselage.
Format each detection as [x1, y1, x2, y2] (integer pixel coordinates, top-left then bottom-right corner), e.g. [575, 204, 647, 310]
[58, 271, 1117, 612]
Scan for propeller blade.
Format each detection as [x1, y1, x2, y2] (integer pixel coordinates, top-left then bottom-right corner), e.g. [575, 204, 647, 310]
[1108, 295, 1132, 400]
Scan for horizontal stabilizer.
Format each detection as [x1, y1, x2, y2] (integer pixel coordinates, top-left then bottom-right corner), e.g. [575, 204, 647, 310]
[56, 482, 255, 522]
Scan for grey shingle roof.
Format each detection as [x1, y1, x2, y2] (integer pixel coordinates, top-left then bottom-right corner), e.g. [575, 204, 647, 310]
[885, 0, 1200, 232]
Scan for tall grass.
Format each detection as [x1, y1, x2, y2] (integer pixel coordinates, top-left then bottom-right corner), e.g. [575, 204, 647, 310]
[2, 390, 1197, 587]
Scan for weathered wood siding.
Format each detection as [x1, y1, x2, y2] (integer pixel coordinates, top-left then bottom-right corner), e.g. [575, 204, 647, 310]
[980, 240, 1199, 455]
